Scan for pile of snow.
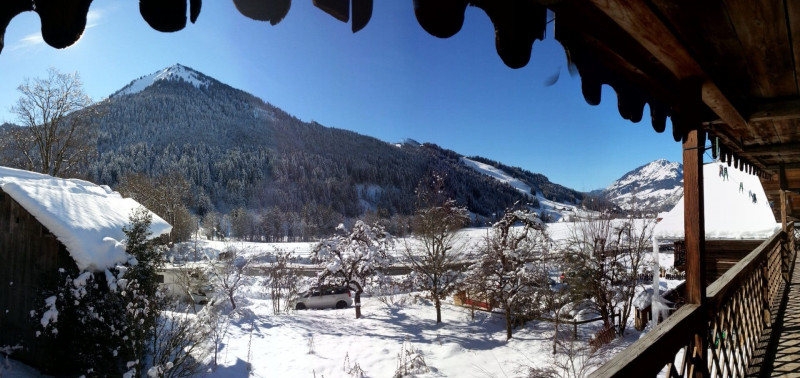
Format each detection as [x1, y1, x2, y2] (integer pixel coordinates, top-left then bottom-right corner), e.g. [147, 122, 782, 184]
[112, 64, 211, 97]
[654, 162, 780, 240]
[0, 166, 171, 271]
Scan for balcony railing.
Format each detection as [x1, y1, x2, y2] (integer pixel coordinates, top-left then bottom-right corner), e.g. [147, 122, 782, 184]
[591, 223, 797, 377]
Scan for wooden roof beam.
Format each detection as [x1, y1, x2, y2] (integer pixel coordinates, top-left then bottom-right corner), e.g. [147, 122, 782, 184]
[746, 98, 800, 122]
[587, 0, 754, 136]
[742, 142, 800, 154]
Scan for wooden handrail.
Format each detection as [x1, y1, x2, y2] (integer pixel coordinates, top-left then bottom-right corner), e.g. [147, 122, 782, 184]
[591, 228, 791, 377]
[706, 231, 781, 312]
[590, 304, 702, 377]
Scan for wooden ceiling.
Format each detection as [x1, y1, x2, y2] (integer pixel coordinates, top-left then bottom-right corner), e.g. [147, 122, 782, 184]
[546, 0, 800, 222]
[2, 0, 799, 220]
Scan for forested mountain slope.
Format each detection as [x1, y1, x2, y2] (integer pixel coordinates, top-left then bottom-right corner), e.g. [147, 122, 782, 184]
[86, 65, 539, 225]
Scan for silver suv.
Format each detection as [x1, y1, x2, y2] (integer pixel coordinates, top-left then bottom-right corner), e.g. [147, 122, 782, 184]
[294, 286, 352, 310]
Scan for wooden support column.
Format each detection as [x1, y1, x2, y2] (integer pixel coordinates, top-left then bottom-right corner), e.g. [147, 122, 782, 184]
[683, 130, 707, 306]
[682, 115, 707, 377]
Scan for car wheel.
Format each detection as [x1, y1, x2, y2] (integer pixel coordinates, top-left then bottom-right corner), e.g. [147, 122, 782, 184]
[296, 303, 306, 310]
[335, 301, 347, 309]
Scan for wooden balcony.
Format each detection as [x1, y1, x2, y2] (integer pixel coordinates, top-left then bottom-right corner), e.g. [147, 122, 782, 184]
[592, 223, 798, 377]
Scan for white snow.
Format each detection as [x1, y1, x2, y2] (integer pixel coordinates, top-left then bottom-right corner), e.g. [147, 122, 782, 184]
[460, 157, 533, 196]
[460, 157, 595, 222]
[0, 166, 172, 272]
[605, 159, 683, 211]
[112, 64, 210, 97]
[654, 162, 780, 240]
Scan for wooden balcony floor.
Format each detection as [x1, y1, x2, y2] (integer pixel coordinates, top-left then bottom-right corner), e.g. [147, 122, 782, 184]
[756, 257, 800, 377]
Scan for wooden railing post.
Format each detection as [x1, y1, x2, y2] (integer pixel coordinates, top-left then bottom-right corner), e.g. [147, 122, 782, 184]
[762, 262, 770, 326]
[779, 163, 789, 281]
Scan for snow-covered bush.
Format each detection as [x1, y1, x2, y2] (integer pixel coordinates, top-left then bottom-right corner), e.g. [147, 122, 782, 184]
[148, 303, 208, 378]
[32, 208, 165, 376]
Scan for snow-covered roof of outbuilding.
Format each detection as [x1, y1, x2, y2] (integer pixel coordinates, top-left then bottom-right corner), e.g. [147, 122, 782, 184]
[0, 166, 172, 272]
[654, 162, 780, 240]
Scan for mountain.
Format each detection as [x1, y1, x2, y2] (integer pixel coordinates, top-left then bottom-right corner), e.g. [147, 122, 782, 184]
[602, 159, 683, 213]
[78, 64, 580, 237]
[111, 64, 213, 97]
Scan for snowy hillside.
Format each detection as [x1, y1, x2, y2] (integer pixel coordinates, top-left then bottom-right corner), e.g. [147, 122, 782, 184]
[111, 64, 212, 97]
[603, 159, 683, 213]
[460, 157, 533, 196]
[460, 157, 595, 222]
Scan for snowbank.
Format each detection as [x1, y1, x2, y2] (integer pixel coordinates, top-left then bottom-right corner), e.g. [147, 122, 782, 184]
[0, 166, 172, 271]
[654, 162, 779, 240]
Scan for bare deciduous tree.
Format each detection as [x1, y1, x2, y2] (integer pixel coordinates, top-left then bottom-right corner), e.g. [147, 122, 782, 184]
[464, 208, 550, 340]
[563, 206, 654, 336]
[117, 171, 194, 242]
[404, 174, 470, 323]
[313, 221, 392, 319]
[206, 246, 251, 310]
[7, 68, 98, 177]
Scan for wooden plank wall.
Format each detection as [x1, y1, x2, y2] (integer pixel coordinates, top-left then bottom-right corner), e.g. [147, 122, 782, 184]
[705, 239, 765, 282]
[0, 189, 70, 363]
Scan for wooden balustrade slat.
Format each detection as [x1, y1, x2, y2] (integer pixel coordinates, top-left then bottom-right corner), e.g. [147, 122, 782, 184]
[591, 229, 793, 378]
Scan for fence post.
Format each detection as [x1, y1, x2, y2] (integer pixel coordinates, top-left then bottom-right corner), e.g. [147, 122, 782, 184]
[573, 321, 577, 340]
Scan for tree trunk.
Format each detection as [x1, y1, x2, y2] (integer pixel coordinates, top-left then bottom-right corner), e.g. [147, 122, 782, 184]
[505, 301, 513, 340]
[354, 290, 362, 319]
[435, 296, 442, 323]
[553, 310, 559, 355]
[229, 290, 237, 310]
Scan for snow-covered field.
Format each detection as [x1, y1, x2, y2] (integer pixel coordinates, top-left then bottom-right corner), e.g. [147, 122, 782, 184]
[194, 292, 643, 378]
[3, 253, 683, 378]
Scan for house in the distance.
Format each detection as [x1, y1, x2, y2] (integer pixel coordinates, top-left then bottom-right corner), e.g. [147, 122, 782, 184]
[654, 162, 779, 281]
[0, 166, 171, 366]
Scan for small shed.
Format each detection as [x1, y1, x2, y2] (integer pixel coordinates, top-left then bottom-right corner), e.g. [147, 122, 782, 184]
[653, 161, 780, 281]
[0, 166, 171, 366]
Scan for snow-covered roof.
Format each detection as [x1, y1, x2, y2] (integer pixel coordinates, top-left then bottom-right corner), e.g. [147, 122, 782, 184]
[654, 162, 779, 240]
[0, 166, 172, 272]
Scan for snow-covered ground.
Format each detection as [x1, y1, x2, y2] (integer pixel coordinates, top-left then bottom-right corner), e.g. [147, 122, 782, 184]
[3, 221, 683, 377]
[193, 292, 642, 378]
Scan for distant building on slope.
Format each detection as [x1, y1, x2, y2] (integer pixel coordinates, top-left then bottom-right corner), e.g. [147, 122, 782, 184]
[0, 166, 171, 367]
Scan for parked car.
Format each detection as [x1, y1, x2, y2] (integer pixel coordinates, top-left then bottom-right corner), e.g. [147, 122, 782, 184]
[294, 286, 352, 310]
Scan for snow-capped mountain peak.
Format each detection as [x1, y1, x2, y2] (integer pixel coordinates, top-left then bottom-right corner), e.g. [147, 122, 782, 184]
[111, 64, 211, 97]
[603, 159, 683, 212]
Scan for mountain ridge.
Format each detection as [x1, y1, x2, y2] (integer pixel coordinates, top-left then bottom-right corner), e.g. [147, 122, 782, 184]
[601, 159, 683, 213]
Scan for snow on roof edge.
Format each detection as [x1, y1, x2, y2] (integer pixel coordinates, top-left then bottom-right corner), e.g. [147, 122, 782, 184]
[0, 166, 172, 272]
[654, 162, 780, 240]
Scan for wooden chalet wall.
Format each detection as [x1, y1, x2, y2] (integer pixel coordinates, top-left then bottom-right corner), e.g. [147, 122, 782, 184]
[0, 188, 74, 364]
[705, 240, 765, 282]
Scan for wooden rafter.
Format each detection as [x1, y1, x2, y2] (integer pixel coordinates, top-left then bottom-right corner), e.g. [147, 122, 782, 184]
[742, 142, 800, 155]
[587, 0, 754, 136]
[746, 98, 800, 122]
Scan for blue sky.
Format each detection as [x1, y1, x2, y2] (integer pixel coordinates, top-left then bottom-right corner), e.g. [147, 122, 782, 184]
[0, 1, 683, 191]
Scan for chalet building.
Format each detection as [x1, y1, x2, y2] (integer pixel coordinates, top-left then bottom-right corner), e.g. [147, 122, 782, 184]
[0, 166, 171, 367]
[3, 1, 800, 376]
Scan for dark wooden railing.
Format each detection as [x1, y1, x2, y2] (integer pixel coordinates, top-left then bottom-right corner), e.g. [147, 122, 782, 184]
[592, 223, 797, 377]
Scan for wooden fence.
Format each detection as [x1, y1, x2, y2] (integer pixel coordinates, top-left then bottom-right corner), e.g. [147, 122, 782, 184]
[591, 223, 797, 377]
